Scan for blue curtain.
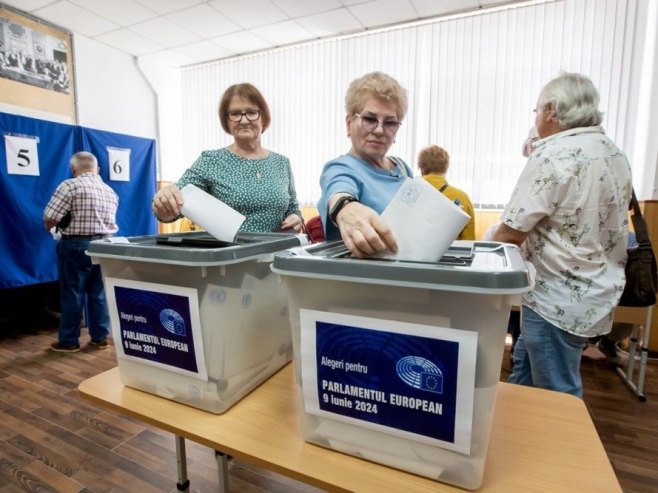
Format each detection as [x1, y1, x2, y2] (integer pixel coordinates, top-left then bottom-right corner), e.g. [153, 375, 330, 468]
[0, 112, 157, 289]
[80, 126, 157, 238]
[0, 113, 76, 288]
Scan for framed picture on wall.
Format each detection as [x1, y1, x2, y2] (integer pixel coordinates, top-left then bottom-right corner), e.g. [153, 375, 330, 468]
[0, 6, 75, 121]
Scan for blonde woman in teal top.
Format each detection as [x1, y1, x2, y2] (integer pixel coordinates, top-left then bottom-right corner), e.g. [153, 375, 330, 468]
[152, 83, 303, 233]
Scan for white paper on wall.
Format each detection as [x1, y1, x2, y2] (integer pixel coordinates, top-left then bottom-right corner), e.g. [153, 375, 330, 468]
[4, 134, 40, 176]
[107, 147, 131, 181]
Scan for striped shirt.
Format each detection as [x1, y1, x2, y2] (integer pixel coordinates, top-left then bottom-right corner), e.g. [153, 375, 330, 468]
[43, 172, 119, 236]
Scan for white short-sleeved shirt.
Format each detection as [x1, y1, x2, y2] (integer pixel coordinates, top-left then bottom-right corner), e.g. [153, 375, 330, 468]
[502, 126, 632, 337]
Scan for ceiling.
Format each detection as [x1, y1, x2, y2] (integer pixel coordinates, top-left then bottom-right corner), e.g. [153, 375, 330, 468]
[1, 0, 527, 67]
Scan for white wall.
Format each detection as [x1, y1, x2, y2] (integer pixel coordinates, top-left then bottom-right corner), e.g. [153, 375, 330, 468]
[74, 35, 157, 140]
[137, 59, 182, 183]
[630, 0, 658, 199]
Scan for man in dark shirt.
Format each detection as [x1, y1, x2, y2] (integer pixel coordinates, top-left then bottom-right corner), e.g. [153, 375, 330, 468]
[43, 152, 119, 352]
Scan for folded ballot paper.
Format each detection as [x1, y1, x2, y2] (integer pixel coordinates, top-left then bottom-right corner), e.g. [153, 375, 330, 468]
[375, 176, 470, 262]
[180, 184, 245, 242]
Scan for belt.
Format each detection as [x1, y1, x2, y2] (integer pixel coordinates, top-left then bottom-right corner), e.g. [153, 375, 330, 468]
[61, 234, 110, 240]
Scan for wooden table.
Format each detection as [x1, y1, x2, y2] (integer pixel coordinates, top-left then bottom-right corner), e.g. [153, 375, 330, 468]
[78, 365, 621, 493]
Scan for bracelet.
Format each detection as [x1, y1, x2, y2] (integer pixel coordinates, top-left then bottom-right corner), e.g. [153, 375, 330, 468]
[329, 195, 359, 227]
[154, 213, 183, 224]
[153, 207, 183, 224]
[152, 195, 183, 223]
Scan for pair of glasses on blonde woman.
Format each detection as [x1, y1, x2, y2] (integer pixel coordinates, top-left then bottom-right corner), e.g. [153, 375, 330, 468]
[354, 113, 402, 134]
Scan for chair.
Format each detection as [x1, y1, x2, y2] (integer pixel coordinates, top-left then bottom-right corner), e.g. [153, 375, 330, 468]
[305, 215, 325, 243]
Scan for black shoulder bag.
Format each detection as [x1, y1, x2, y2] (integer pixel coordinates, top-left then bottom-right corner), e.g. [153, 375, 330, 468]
[56, 211, 72, 232]
[619, 189, 658, 307]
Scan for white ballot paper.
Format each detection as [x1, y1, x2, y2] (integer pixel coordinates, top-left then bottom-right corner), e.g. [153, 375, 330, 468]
[180, 184, 245, 242]
[375, 176, 470, 262]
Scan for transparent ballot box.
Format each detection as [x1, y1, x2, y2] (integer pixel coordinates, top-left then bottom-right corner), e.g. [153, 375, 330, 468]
[87, 231, 306, 413]
[271, 241, 532, 490]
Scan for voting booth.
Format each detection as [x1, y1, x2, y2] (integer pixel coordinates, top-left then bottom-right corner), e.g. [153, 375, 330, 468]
[87, 231, 306, 413]
[0, 111, 157, 289]
[272, 241, 532, 490]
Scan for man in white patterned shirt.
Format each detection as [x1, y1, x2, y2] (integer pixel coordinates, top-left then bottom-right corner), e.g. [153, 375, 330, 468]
[493, 73, 632, 398]
[43, 151, 118, 353]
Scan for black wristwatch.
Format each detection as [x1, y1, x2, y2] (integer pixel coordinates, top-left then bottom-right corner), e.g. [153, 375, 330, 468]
[329, 195, 359, 226]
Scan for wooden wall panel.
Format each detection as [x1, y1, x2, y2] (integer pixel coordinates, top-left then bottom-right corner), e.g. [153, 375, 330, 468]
[640, 201, 658, 352]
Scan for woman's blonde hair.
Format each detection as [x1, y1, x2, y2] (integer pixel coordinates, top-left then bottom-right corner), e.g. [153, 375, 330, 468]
[417, 145, 449, 175]
[345, 71, 408, 120]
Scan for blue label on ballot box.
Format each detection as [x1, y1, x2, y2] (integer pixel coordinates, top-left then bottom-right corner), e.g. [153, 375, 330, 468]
[315, 321, 459, 444]
[113, 286, 199, 373]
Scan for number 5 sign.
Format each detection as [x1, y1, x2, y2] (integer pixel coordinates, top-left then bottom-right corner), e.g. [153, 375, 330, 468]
[4, 134, 40, 176]
[107, 147, 131, 182]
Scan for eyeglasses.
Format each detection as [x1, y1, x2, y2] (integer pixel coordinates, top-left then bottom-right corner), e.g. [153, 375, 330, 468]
[354, 113, 402, 135]
[227, 110, 261, 122]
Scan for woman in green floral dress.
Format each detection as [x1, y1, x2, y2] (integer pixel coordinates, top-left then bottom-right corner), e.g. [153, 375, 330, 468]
[152, 83, 302, 233]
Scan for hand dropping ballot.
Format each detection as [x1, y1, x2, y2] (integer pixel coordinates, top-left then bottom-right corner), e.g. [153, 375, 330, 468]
[180, 184, 245, 242]
[377, 177, 470, 262]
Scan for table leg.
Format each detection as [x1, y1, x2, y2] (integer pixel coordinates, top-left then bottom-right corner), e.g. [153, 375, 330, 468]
[215, 450, 230, 493]
[636, 306, 653, 400]
[616, 305, 652, 402]
[171, 435, 191, 493]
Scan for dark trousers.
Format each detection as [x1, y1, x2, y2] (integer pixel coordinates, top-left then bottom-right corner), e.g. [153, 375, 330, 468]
[56, 239, 110, 345]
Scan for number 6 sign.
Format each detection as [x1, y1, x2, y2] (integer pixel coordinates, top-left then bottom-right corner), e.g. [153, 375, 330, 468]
[4, 134, 40, 176]
[107, 147, 131, 182]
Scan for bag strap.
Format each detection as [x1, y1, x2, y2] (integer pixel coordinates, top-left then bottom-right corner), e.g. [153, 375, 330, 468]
[439, 183, 449, 193]
[389, 156, 408, 177]
[629, 189, 651, 245]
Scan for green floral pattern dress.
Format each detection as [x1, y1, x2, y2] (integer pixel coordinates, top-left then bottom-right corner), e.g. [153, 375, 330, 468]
[502, 126, 632, 336]
[177, 148, 301, 232]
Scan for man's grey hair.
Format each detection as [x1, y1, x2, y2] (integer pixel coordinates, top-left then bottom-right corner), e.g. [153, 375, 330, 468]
[70, 151, 98, 171]
[538, 72, 603, 129]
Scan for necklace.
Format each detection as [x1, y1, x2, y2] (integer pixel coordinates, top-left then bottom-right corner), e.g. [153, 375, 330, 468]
[228, 144, 266, 178]
[250, 159, 262, 180]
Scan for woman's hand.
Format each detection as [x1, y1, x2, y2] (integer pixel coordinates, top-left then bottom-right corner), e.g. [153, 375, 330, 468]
[152, 184, 184, 222]
[336, 201, 397, 258]
[280, 213, 304, 233]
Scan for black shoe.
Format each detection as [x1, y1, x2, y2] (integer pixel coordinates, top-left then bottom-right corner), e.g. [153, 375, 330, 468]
[50, 341, 81, 353]
[596, 339, 621, 366]
[89, 338, 110, 349]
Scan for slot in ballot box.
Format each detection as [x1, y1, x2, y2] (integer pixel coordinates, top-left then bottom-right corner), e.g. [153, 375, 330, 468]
[87, 231, 306, 413]
[271, 241, 533, 490]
